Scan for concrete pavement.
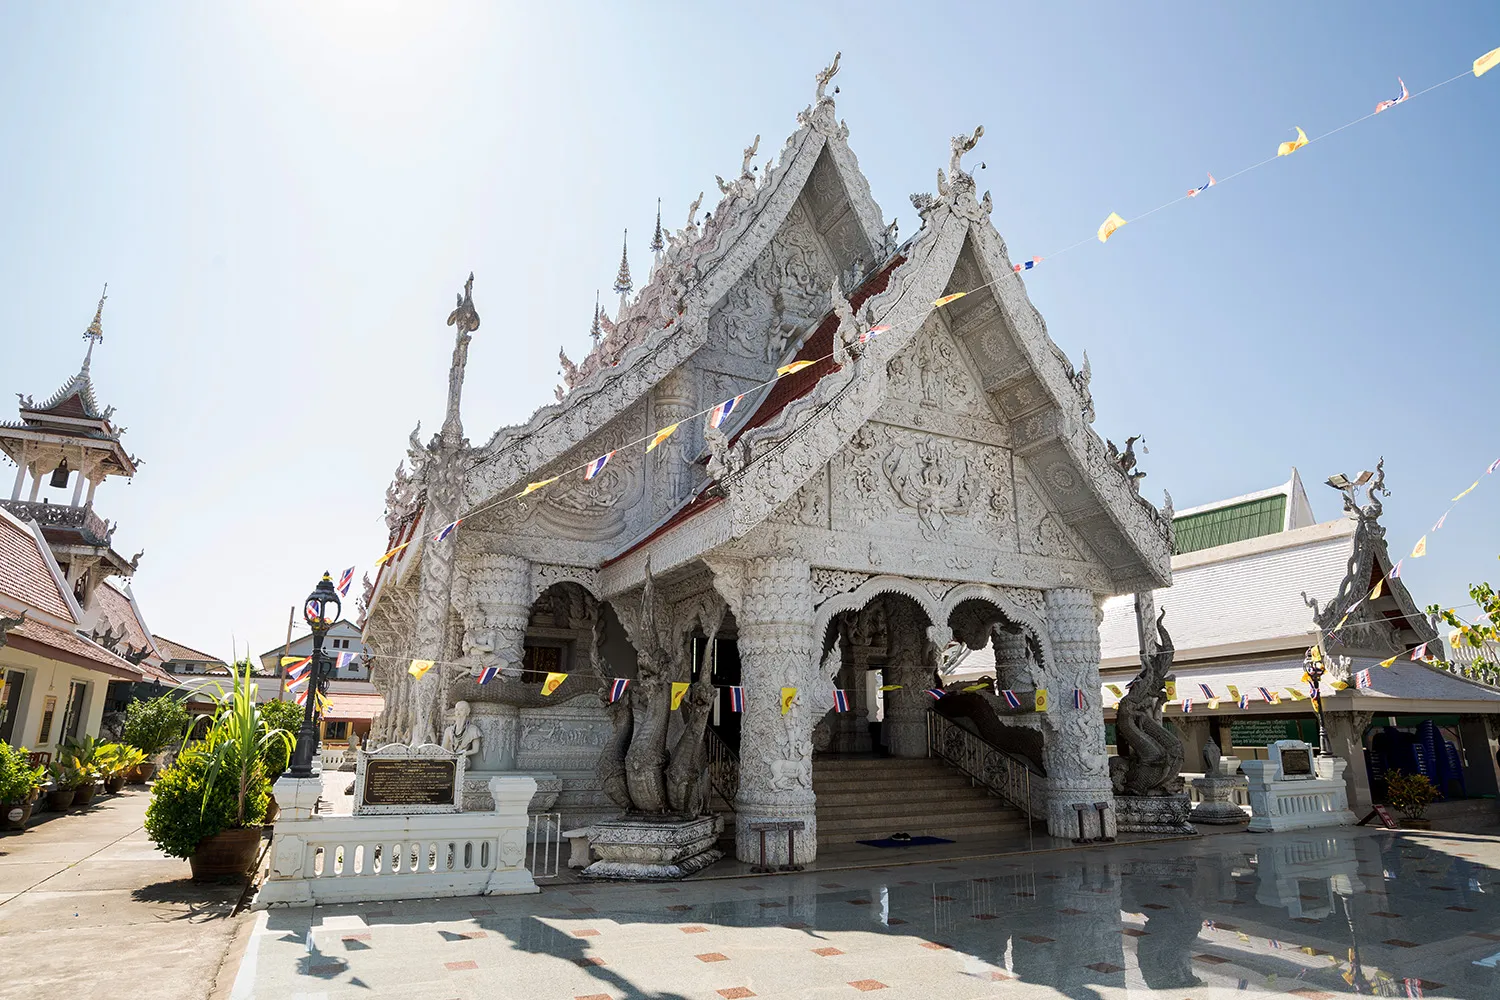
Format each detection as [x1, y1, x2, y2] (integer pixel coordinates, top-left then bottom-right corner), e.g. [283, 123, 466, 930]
[0, 785, 250, 1000]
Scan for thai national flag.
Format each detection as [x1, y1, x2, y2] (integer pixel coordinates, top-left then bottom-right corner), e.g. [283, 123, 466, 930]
[708, 395, 744, 429]
[336, 651, 356, 669]
[1182, 698, 1194, 714]
[432, 519, 462, 542]
[832, 689, 850, 712]
[1187, 172, 1216, 197]
[1238, 693, 1249, 710]
[609, 677, 630, 703]
[1000, 689, 1022, 709]
[478, 666, 499, 684]
[1410, 642, 1427, 661]
[926, 687, 945, 700]
[728, 686, 744, 712]
[584, 451, 615, 481]
[287, 674, 308, 691]
[285, 657, 312, 680]
[859, 325, 890, 344]
[1199, 683, 1215, 700]
[1073, 689, 1086, 710]
[1356, 669, 1373, 689]
[337, 566, 354, 597]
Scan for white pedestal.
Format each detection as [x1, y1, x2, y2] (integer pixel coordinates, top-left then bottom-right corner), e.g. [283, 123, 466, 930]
[1243, 756, 1356, 833]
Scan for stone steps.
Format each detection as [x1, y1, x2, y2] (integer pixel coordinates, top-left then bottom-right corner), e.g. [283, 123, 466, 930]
[812, 755, 1029, 845]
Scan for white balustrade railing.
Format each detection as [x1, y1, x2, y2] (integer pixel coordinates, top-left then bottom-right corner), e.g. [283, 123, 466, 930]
[256, 775, 538, 907]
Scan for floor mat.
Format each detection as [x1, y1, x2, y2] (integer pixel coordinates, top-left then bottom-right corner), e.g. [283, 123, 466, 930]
[856, 836, 955, 848]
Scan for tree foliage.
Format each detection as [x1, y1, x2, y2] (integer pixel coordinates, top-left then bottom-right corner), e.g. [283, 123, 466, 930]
[122, 694, 191, 756]
[1426, 578, 1500, 686]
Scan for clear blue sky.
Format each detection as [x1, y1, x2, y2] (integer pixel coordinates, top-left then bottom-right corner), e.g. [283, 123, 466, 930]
[2, 3, 1497, 658]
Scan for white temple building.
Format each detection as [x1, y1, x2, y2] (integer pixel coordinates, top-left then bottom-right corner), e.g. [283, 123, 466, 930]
[361, 56, 1175, 864]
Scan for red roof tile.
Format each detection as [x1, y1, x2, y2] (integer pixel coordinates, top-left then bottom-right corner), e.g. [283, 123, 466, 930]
[325, 691, 384, 721]
[6, 618, 149, 681]
[0, 513, 74, 622]
[94, 582, 161, 660]
[154, 635, 225, 664]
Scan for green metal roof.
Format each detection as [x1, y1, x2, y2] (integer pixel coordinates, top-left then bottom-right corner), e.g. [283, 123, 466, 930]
[1173, 494, 1287, 555]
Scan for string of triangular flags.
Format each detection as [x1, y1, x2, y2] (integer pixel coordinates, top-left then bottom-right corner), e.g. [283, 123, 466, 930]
[925, 46, 1498, 291]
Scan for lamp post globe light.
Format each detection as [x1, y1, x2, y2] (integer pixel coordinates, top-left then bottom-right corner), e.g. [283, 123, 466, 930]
[287, 572, 341, 779]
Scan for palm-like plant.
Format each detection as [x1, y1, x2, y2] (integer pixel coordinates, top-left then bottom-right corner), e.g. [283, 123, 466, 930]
[200, 658, 293, 824]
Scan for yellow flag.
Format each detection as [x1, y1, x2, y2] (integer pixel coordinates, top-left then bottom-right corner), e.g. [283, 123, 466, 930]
[1033, 689, 1049, 712]
[932, 292, 968, 308]
[962, 682, 990, 693]
[1097, 212, 1127, 243]
[1379, 655, 1397, 668]
[1453, 480, 1480, 502]
[878, 684, 902, 691]
[1106, 684, 1123, 697]
[1164, 680, 1177, 700]
[1411, 535, 1428, 558]
[1226, 684, 1240, 698]
[1369, 578, 1384, 600]
[521, 476, 560, 496]
[1208, 699, 1220, 710]
[780, 687, 797, 715]
[670, 681, 690, 710]
[540, 672, 568, 696]
[775, 360, 815, 377]
[1331, 681, 1349, 691]
[408, 659, 435, 679]
[375, 542, 410, 566]
[1476, 46, 1500, 77]
[646, 423, 680, 452]
[281, 656, 311, 668]
[1284, 688, 1304, 701]
[1277, 126, 1309, 156]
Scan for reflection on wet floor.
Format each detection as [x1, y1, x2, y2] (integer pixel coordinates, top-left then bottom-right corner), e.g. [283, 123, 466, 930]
[241, 827, 1500, 998]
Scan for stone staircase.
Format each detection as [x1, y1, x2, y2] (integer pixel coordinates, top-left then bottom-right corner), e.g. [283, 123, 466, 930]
[812, 755, 1031, 846]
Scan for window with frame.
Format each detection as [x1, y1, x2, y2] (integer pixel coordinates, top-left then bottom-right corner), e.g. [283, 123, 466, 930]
[522, 644, 564, 684]
[60, 681, 88, 741]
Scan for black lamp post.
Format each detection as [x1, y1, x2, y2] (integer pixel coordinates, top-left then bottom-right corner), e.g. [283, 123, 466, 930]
[287, 572, 341, 779]
[1305, 645, 1333, 756]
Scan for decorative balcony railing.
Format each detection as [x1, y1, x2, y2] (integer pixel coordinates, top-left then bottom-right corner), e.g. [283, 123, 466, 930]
[0, 499, 110, 545]
[926, 711, 1047, 820]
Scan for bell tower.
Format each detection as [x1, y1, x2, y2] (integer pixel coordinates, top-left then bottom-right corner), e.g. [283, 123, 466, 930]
[0, 287, 142, 612]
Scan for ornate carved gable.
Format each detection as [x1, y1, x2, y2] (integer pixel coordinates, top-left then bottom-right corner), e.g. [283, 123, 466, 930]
[462, 90, 888, 515]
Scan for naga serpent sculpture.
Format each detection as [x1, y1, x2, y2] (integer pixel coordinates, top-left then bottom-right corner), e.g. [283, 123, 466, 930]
[1110, 610, 1186, 797]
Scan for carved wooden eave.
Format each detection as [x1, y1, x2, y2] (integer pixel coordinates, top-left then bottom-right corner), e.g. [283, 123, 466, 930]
[460, 99, 889, 513]
[599, 182, 1172, 598]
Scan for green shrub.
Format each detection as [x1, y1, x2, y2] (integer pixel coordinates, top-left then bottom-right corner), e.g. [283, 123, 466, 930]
[1386, 770, 1440, 820]
[0, 744, 44, 803]
[257, 700, 303, 777]
[122, 694, 191, 756]
[144, 744, 268, 859]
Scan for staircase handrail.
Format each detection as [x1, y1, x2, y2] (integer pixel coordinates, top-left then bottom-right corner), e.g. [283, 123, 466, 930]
[705, 728, 739, 811]
[926, 710, 1047, 820]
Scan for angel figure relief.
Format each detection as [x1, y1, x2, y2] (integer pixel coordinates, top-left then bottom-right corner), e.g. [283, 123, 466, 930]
[881, 437, 975, 541]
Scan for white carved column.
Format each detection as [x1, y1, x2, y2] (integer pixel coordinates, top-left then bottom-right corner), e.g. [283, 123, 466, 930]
[734, 555, 818, 865]
[10, 442, 26, 500]
[1322, 711, 1374, 816]
[991, 627, 1033, 692]
[1041, 588, 1116, 839]
[27, 462, 41, 501]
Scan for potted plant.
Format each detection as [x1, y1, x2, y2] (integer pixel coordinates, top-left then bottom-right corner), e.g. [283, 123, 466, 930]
[1, 744, 45, 831]
[98, 743, 146, 793]
[1385, 770, 1440, 829]
[60, 736, 103, 807]
[45, 758, 85, 811]
[145, 661, 291, 880]
[257, 697, 302, 824]
[122, 694, 191, 782]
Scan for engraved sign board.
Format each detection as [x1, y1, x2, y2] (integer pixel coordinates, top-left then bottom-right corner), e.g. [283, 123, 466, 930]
[353, 743, 465, 815]
[1269, 740, 1316, 781]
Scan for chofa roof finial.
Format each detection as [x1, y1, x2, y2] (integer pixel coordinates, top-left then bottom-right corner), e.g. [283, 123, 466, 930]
[649, 199, 664, 255]
[82, 283, 107, 370]
[613, 230, 633, 313]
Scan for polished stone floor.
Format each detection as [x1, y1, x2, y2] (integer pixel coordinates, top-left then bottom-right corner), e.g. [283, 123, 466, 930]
[231, 826, 1500, 999]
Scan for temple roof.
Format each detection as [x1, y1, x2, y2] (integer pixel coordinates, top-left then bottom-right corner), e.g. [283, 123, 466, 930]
[0, 507, 76, 623]
[155, 635, 227, 665]
[92, 580, 164, 665]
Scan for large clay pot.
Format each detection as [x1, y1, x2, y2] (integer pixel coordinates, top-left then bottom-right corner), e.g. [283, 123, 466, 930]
[104, 774, 127, 794]
[72, 782, 98, 808]
[128, 761, 158, 785]
[3, 797, 34, 831]
[189, 827, 263, 881]
[46, 788, 76, 811]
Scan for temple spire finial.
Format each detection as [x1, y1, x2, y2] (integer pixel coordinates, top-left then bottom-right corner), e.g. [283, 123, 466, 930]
[590, 291, 602, 346]
[649, 199, 664, 257]
[82, 283, 107, 371]
[612, 229, 633, 315]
